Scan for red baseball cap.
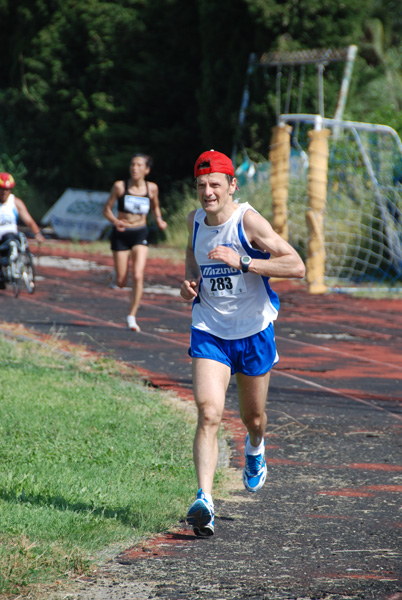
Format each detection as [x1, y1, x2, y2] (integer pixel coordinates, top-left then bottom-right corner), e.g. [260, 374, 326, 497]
[194, 150, 235, 178]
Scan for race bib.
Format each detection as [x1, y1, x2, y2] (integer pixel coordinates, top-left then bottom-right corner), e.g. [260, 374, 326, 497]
[123, 195, 150, 215]
[201, 263, 247, 297]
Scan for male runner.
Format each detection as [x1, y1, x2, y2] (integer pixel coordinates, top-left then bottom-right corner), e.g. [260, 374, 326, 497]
[180, 150, 305, 536]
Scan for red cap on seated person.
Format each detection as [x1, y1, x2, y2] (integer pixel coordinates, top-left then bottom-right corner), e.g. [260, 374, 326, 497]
[0, 173, 15, 189]
[194, 150, 235, 178]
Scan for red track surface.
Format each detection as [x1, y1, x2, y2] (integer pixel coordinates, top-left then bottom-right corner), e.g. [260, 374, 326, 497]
[0, 240, 401, 599]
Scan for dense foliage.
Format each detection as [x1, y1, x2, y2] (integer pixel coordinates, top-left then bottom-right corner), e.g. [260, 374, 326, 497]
[0, 0, 400, 218]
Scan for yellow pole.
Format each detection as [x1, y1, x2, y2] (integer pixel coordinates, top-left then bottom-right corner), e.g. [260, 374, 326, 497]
[306, 127, 330, 294]
[269, 124, 292, 241]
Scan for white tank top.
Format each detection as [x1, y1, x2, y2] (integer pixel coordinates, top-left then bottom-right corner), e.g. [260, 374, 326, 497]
[0, 194, 18, 238]
[191, 202, 279, 340]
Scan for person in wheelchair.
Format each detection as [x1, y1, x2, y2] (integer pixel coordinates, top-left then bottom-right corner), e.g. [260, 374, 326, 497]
[0, 172, 44, 289]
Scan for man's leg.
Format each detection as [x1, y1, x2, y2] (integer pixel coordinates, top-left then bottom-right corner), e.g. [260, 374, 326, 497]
[192, 358, 231, 495]
[236, 371, 270, 447]
[237, 371, 271, 492]
[187, 357, 230, 536]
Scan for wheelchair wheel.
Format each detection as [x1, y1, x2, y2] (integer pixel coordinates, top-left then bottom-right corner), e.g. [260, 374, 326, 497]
[6, 265, 19, 297]
[12, 279, 19, 297]
[21, 251, 36, 294]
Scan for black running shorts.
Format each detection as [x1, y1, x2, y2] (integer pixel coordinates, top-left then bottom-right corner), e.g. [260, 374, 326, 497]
[110, 225, 149, 251]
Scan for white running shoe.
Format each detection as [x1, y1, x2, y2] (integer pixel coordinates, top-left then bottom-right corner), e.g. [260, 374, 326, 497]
[126, 315, 140, 331]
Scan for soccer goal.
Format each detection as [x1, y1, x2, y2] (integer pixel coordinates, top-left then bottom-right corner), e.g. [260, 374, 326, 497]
[234, 45, 402, 291]
[279, 114, 402, 289]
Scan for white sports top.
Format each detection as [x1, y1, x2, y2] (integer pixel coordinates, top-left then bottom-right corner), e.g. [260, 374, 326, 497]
[0, 194, 18, 239]
[191, 202, 279, 340]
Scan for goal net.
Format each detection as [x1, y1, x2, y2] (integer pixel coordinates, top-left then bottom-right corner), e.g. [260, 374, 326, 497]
[280, 115, 402, 287]
[234, 46, 402, 289]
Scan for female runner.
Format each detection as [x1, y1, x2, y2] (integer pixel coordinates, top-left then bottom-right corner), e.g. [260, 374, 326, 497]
[103, 154, 167, 331]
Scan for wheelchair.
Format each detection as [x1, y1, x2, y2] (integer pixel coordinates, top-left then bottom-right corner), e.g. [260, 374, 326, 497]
[0, 232, 36, 297]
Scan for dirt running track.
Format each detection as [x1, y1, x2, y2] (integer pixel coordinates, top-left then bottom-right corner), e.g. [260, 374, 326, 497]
[0, 241, 401, 600]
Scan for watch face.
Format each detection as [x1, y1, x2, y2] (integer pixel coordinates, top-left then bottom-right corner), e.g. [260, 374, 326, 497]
[241, 255, 251, 272]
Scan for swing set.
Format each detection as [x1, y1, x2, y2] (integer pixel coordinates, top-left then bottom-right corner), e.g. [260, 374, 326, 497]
[233, 45, 358, 162]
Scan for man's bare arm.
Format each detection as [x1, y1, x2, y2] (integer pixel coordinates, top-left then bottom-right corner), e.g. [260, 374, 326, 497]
[181, 211, 200, 300]
[207, 209, 305, 280]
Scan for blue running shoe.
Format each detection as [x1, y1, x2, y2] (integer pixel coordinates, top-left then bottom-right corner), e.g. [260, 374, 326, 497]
[243, 433, 267, 492]
[186, 489, 214, 537]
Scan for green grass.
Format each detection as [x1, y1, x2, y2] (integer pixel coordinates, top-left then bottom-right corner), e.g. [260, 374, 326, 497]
[163, 184, 199, 250]
[0, 333, 211, 598]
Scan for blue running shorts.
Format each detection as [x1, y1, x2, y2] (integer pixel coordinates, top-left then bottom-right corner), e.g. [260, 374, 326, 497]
[189, 323, 279, 376]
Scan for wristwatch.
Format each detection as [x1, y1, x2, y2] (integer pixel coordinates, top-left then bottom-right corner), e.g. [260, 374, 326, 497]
[240, 255, 252, 273]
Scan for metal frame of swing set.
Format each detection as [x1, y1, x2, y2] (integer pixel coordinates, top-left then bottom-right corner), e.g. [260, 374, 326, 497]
[233, 47, 359, 294]
[233, 44, 358, 162]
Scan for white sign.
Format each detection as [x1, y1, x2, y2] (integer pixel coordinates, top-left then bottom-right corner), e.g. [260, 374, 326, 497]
[41, 188, 114, 241]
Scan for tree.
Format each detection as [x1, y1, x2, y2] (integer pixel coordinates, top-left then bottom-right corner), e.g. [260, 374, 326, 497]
[196, 0, 255, 156]
[0, 0, 202, 204]
[0, 0, 399, 218]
